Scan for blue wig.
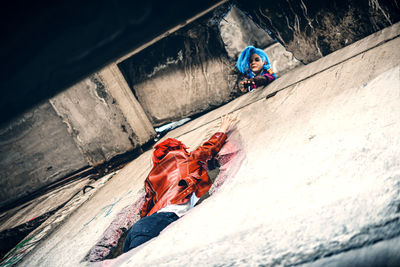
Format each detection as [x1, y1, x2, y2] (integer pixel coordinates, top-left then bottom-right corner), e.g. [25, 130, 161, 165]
[236, 46, 272, 78]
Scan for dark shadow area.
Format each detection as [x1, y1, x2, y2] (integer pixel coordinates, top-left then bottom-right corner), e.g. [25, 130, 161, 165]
[0, 212, 52, 261]
[0, 0, 225, 125]
[196, 159, 221, 206]
[105, 229, 130, 260]
[0, 188, 82, 261]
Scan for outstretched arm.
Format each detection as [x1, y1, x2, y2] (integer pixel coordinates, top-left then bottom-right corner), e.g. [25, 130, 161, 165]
[239, 72, 276, 92]
[191, 114, 237, 162]
[217, 114, 237, 133]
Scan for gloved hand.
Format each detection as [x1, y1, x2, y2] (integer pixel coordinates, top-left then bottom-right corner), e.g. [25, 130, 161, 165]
[239, 79, 255, 92]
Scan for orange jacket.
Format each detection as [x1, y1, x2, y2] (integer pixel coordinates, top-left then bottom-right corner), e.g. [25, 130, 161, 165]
[140, 132, 227, 217]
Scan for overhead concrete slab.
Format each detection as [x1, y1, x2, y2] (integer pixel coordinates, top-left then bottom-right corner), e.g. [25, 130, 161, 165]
[0, 0, 229, 125]
[9, 23, 400, 266]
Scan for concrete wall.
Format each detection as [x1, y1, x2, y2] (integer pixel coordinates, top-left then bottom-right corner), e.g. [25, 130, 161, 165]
[98, 64, 155, 145]
[219, 6, 276, 59]
[0, 0, 227, 125]
[234, 0, 400, 64]
[0, 102, 88, 209]
[118, 3, 305, 127]
[49, 72, 154, 166]
[0, 65, 155, 210]
[118, 4, 238, 127]
[265, 43, 302, 76]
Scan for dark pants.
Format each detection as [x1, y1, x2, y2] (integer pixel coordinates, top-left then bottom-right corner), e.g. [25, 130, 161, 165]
[123, 212, 179, 253]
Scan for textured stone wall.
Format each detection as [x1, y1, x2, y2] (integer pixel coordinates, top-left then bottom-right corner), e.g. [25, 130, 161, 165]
[234, 0, 400, 63]
[118, 4, 239, 127]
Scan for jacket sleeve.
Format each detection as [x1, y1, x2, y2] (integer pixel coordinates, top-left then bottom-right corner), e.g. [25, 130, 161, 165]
[253, 72, 276, 86]
[140, 179, 155, 218]
[190, 132, 227, 162]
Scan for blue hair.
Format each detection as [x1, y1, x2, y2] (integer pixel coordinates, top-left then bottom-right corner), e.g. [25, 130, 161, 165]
[236, 46, 272, 78]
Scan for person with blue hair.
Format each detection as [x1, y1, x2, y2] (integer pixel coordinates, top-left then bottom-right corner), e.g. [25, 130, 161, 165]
[236, 46, 277, 92]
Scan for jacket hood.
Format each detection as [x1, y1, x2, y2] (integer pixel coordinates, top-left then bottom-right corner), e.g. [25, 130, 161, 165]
[152, 138, 188, 165]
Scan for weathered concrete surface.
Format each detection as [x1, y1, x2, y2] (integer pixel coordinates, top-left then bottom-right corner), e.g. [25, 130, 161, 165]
[219, 6, 276, 59]
[265, 43, 302, 77]
[50, 74, 144, 166]
[98, 64, 155, 145]
[0, 63, 154, 211]
[0, 102, 87, 209]
[235, 0, 400, 64]
[0, 172, 117, 266]
[11, 150, 154, 266]
[15, 24, 400, 266]
[0, 0, 228, 125]
[113, 28, 400, 266]
[301, 236, 400, 267]
[0, 178, 89, 233]
[118, 3, 238, 127]
[0, 177, 90, 259]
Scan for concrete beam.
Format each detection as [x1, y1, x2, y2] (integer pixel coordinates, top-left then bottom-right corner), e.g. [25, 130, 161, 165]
[49, 73, 152, 166]
[98, 64, 155, 145]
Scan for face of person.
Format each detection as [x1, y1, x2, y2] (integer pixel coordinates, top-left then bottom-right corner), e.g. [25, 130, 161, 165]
[249, 53, 265, 74]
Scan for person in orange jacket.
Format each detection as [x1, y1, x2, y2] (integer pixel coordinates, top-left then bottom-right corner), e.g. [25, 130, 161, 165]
[123, 115, 237, 252]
